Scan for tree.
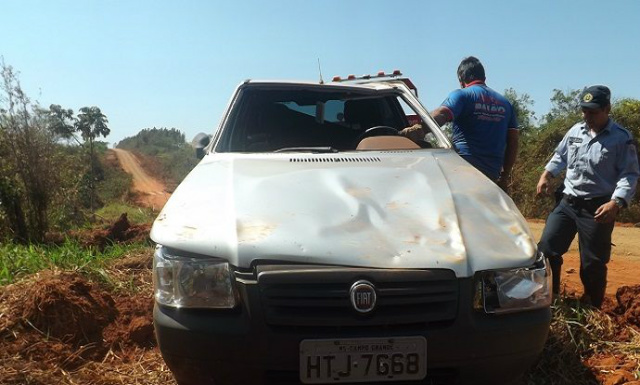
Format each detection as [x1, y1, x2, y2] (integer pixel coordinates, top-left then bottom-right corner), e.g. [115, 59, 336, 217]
[76, 106, 110, 212]
[542, 88, 582, 124]
[508, 89, 582, 219]
[48, 104, 79, 144]
[0, 60, 63, 242]
[503, 88, 536, 134]
[611, 98, 640, 138]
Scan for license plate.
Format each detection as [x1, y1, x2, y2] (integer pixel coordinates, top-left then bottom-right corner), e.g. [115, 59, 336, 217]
[300, 337, 426, 383]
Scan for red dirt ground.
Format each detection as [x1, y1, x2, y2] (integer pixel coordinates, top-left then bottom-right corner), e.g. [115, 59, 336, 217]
[112, 148, 170, 210]
[0, 251, 174, 384]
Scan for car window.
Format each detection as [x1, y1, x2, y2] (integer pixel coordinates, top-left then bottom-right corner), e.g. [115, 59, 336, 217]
[279, 100, 345, 124]
[216, 87, 441, 152]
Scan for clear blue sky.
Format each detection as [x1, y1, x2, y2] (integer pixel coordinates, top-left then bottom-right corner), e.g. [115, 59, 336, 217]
[2, 0, 640, 145]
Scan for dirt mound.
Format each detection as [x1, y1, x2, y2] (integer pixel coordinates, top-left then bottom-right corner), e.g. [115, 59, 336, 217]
[44, 213, 152, 248]
[585, 354, 639, 385]
[83, 213, 151, 249]
[21, 272, 116, 345]
[602, 284, 640, 331]
[0, 266, 162, 381]
[1, 272, 119, 370]
[103, 294, 155, 348]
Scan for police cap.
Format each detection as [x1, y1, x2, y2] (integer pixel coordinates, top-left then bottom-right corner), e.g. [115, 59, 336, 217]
[579, 85, 611, 109]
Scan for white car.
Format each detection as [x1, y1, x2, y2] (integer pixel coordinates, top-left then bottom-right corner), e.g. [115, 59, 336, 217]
[151, 72, 551, 385]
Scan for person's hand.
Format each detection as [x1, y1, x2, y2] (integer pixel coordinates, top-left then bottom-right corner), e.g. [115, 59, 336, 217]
[399, 124, 425, 142]
[594, 200, 619, 223]
[497, 173, 510, 193]
[536, 172, 553, 196]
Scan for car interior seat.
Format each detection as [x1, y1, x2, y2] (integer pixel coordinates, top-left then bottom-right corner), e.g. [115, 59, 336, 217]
[343, 99, 383, 132]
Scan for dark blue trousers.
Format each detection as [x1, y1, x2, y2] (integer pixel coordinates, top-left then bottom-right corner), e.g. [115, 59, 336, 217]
[537, 196, 614, 308]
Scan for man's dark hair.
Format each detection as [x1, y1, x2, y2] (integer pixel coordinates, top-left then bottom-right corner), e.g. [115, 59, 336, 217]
[457, 56, 486, 84]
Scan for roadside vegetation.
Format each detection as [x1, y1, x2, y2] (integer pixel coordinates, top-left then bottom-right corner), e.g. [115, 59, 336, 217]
[0, 242, 151, 286]
[0, 59, 115, 242]
[95, 202, 157, 224]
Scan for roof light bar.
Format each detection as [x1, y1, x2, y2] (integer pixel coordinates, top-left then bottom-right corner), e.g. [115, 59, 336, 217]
[330, 70, 404, 82]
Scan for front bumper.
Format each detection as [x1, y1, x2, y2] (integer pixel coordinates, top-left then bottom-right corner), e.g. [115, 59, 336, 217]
[154, 267, 551, 385]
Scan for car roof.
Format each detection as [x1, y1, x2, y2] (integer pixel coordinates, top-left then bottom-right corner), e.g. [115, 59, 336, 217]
[241, 79, 405, 92]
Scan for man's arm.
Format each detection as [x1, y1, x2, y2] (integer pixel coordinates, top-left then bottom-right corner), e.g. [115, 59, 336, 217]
[537, 132, 571, 195]
[612, 138, 640, 205]
[594, 138, 639, 223]
[399, 106, 454, 142]
[501, 128, 519, 179]
[537, 170, 555, 195]
[430, 106, 454, 126]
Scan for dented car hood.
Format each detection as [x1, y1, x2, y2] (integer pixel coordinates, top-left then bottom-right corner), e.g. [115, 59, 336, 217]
[151, 150, 536, 278]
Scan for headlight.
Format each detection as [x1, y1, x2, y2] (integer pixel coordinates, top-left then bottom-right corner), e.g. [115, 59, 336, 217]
[474, 253, 552, 314]
[153, 246, 238, 309]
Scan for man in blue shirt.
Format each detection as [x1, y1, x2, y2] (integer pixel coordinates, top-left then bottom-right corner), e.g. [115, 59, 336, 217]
[401, 57, 519, 188]
[537, 85, 640, 308]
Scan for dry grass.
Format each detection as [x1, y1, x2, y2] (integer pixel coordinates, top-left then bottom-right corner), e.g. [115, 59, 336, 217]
[525, 297, 640, 385]
[1, 348, 175, 385]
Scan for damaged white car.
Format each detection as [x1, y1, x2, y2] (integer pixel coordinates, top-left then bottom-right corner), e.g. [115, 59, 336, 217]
[151, 72, 552, 385]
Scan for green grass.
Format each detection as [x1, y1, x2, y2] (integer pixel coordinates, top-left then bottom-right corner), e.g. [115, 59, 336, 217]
[95, 202, 157, 224]
[96, 154, 133, 203]
[0, 241, 152, 286]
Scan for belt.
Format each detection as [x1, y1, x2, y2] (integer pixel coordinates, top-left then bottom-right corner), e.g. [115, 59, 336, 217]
[563, 194, 609, 205]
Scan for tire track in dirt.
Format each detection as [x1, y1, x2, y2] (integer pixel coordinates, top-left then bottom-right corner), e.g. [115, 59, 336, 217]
[112, 148, 169, 210]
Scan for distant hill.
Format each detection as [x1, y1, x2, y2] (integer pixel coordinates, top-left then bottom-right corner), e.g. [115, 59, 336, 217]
[116, 128, 199, 189]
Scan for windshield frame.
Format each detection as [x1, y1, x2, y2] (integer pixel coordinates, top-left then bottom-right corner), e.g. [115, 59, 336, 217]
[211, 82, 451, 154]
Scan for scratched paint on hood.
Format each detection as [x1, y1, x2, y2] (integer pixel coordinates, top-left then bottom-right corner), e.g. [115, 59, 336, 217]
[151, 150, 536, 277]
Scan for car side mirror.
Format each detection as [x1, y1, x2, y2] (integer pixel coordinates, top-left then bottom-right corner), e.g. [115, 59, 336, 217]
[193, 133, 211, 159]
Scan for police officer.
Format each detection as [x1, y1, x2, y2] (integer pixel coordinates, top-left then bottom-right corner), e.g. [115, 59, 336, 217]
[536, 85, 640, 308]
[401, 56, 519, 188]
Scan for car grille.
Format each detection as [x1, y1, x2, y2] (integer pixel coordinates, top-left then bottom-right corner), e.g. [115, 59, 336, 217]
[289, 156, 382, 163]
[257, 266, 458, 327]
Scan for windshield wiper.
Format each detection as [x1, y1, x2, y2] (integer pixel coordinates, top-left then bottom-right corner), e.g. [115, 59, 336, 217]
[274, 147, 339, 153]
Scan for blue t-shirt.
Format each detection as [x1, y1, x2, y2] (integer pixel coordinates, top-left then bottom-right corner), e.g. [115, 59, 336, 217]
[441, 83, 517, 179]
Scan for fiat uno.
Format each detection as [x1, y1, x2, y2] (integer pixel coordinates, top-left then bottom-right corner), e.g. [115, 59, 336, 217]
[151, 72, 551, 385]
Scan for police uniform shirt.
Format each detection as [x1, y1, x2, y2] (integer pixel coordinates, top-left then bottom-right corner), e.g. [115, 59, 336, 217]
[545, 119, 640, 204]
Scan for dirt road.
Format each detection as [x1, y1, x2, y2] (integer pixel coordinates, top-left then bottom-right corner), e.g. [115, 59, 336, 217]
[528, 221, 640, 295]
[112, 148, 169, 210]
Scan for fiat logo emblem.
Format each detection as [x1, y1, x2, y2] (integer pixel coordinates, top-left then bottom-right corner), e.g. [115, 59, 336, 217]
[350, 280, 377, 313]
